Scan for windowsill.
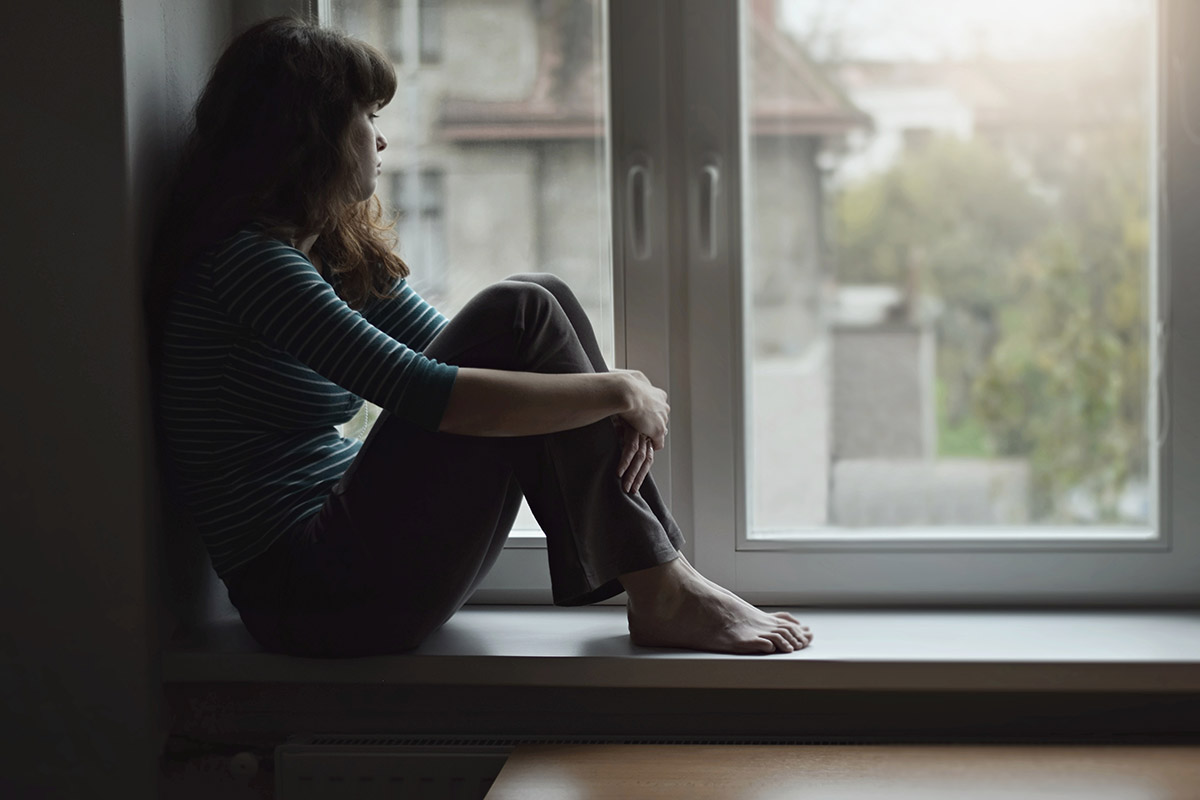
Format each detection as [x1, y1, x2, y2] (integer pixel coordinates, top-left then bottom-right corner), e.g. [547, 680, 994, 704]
[161, 606, 1200, 692]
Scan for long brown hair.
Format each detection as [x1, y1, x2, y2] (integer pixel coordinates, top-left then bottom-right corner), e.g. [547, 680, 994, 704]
[147, 16, 407, 352]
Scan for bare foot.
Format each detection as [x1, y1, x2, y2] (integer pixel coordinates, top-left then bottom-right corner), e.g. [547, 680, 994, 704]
[620, 556, 813, 655]
[674, 552, 810, 630]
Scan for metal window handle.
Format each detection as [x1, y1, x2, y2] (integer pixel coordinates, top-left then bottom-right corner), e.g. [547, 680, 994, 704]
[627, 162, 651, 260]
[700, 162, 720, 259]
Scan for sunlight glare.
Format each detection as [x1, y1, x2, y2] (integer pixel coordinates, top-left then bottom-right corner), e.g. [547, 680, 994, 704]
[780, 0, 1149, 61]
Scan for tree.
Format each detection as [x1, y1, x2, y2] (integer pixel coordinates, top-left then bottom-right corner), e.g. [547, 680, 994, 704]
[834, 136, 1046, 432]
[832, 124, 1150, 523]
[974, 126, 1149, 522]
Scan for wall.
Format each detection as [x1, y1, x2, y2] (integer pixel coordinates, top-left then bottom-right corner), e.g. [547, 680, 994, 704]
[0, 1, 231, 796]
[832, 322, 935, 459]
[444, 0, 537, 101]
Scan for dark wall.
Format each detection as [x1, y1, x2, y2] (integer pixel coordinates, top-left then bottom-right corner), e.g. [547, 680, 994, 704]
[0, 1, 231, 796]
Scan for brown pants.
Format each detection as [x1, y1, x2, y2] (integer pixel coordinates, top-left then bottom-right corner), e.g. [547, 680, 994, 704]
[226, 274, 684, 657]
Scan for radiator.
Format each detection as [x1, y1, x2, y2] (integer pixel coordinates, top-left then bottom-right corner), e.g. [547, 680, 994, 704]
[275, 736, 512, 799]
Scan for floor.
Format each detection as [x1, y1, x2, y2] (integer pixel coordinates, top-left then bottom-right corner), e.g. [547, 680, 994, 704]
[486, 744, 1200, 799]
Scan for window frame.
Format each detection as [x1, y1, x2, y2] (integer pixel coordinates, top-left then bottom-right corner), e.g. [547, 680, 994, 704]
[683, 0, 1200, 606]
[322, 0, 1200, 606]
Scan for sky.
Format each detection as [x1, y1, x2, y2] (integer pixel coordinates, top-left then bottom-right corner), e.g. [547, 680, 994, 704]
[778, 0, 1150, 62]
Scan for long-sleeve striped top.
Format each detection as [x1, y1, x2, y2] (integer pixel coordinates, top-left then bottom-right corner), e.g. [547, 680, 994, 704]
[158, 223, 458, 579]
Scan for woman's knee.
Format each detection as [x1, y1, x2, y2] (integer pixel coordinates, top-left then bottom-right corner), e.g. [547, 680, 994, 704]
[456, 279, 585, 370]
[473, 277, 553, 305]
[460, 279, 558, 326]
[505, 272, 572, 302]
[483, 279, 564, 327]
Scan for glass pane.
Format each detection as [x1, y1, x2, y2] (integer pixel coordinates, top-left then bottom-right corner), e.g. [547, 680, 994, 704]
[742, 0, 1154, 532]
[331, 0, 613, 533]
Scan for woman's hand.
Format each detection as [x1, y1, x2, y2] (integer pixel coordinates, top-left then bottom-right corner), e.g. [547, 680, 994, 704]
[612, 369, 669, 449]
[611, 369, 668, 493]
[613, 417, 655, 494]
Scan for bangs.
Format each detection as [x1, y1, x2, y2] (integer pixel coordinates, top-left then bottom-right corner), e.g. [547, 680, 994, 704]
[344, 37, 396, 108]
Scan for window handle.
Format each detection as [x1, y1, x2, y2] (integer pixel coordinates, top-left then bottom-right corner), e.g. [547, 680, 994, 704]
[627, 160, 651, 260]
[699, 160, 721, 259]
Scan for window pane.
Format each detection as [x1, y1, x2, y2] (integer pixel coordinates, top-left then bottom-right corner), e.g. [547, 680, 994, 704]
[332, 0, 613, 533]
[743, 0, 1154, 532]
[419, 0, 444, 63]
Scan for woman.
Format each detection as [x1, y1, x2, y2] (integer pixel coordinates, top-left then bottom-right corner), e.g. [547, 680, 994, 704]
[149, 16, 811, 658]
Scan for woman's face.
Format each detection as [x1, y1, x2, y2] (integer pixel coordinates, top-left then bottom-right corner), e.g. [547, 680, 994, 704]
[349, 102, 388, 202]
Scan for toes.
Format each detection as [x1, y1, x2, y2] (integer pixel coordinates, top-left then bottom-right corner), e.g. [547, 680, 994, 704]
[771, 613, 813, 645]
[776, 626, 804, 650]
[764, 632, 794, 653]
[784, 624, 812, 648]
[748, 637, 775, 655]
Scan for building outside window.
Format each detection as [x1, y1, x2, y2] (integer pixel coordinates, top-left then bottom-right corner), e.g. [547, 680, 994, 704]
[388, 168, 448, 298]
[335, 0, 443, 64]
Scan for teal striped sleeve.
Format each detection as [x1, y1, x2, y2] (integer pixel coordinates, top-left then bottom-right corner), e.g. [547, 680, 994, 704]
[358, 277, 449, 354]
[209, 233, 458, 431]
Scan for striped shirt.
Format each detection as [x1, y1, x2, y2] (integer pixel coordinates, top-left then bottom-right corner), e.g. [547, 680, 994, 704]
[158, 224, 458, 579]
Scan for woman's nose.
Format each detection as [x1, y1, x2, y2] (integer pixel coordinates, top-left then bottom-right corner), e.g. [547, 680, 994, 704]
[377, 131, 388, 151]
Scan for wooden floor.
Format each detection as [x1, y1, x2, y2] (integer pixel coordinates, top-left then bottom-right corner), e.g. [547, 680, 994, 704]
[486, 744, 1200, 799]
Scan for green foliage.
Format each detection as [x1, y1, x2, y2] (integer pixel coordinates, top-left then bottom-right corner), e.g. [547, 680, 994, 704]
[974, 128, 1149, 522]
[837, 136, 1046, 291]
[833, 128, 1150, 523]
[936, 379, 992, 458]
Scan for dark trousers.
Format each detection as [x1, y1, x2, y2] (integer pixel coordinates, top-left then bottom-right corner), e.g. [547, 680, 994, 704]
[225, 274, 684, 657]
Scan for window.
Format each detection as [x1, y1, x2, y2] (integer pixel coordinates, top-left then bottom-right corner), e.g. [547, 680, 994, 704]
[388, 168, 448, 298]
[695, 0, 1197, 604]
[328, 0, 1200, 605]
[334, 0, 444, 64]
[418, 0, 444, 64]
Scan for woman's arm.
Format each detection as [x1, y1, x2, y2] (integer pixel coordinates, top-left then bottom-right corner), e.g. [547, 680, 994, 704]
[211, 234, 668, 441]
[356, 277, 447, 353]
[211, 233, 458, 431]
[438, 367, 669, 448]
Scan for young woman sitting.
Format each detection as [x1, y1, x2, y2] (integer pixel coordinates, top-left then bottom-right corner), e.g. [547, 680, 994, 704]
[148, 16, 812, 658]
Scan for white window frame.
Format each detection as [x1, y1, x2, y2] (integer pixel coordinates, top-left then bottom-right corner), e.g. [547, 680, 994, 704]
[684, 0, 1200, 606]
[323, 0, 1200, 606]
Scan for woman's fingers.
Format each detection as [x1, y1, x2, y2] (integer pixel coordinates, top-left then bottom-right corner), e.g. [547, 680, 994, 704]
[617, 423, 644, 490]
[614, 399, 667, 490]
[618, 430, 656, 493]
[630, 437, 654, 493]
[617, 427, 640, 476]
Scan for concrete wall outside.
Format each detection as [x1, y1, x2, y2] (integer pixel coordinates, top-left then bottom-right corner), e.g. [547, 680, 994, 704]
[444, 0, 538, 102]
[831, 323, 934, 460]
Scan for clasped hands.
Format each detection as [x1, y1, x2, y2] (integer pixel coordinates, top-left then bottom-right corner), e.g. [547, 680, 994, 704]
[611, 367, 669, 494]
[613, 417, 659, 494]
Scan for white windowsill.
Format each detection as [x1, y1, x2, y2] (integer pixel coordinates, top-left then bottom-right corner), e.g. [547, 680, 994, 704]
[161, 606, 1200, 692]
